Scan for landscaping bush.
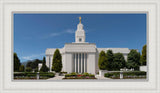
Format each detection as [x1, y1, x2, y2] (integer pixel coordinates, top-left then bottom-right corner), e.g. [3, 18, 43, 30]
[104, 72, 120, 78]
[104, 71, 146, 79]
[14, 72, 55, 79]
[70, 72, 77, 76]
[39, 72, 55, 78]
[60, 72, 67, 74]
[83, 72, 89, 76]
[123, 71, 146, 76]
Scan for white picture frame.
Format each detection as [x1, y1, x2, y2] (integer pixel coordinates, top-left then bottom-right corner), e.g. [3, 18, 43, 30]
[0, 0, 160, 93]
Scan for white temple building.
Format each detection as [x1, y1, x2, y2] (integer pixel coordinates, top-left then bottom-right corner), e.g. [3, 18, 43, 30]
[45, 17, 132, 74]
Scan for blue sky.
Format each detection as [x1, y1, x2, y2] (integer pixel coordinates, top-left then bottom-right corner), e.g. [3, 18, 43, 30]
[14, 13, 146, 62]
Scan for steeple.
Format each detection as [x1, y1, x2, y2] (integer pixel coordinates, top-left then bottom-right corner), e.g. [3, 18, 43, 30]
[75, 17, 86, 43]
[79, 16, 81, 23]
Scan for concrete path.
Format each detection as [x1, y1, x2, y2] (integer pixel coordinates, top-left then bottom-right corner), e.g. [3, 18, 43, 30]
[47, 75, 110, 80]
[47, 76, 64, 80]
[95, 75, 111, 80]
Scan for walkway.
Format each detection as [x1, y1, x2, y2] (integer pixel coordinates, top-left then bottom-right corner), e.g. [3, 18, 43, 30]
[47, 76, 64, 80]
[47, 75, 110, 80]
[95, 75, 111, 80]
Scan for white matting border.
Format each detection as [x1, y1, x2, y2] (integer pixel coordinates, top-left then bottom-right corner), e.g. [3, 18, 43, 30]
[0, 0, 160, 93]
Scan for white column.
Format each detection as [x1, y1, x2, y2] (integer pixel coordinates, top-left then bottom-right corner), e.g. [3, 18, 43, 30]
[84, 53, 86, 72]
[78, 53, 79, 73]
[81, 53, 83, 73]
[75, 53, 76, 72]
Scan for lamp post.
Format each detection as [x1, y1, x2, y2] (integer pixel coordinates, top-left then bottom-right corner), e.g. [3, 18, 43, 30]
[37, 72, 39, 80]
[120, 68, 124, 79]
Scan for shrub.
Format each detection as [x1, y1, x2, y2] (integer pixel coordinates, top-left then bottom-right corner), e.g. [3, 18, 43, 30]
[39, 72, 55, 78]
[14, 72, 55, 79]
[104, 71, 146, 79]
[123, 71, 146, 76]
[104, 72, 120, 78]
[60, 72, 67, 74]
[64, 73, 96, 79]
[83, 72, 89, 76]
[70, 72, 77, 76]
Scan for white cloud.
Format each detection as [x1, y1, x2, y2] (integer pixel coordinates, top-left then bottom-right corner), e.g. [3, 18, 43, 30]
[22, 53, 45, 61]
[50, 33, 60, 37]
[65, 29, 75, 34]
[41, 29, 75, 39]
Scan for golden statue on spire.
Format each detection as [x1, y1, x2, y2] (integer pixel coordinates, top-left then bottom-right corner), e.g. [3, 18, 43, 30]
[79, 16, 81, 23]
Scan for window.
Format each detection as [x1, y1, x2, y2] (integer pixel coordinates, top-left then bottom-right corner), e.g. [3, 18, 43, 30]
[79, 38, 82, 42]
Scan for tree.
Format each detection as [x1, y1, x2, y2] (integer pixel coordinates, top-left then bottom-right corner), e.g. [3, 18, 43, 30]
[98, 51, 107, 70]
[127, 49, 140, 70]
[25, 67, 32, 72]
[106, 50, 114, 71]
[113, 53, 126, 71]
[40, 57, 49, 72]
[52, 49, 62, 72]
[31, 59, 42, 69]
[19, 65, 25, 72]
[14, 53, 21, 72]
[140, 45, 146, 65]
[26, 59, 42, 69]
[26, 61, 32, 68]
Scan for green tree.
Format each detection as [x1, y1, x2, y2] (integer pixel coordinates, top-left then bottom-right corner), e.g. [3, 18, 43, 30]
[140, 45, 147, 65]
[127, 49, 140, 70]
[26, 61, 32, 68]
[113, 53, 126, 71]
[14, 53, 21, 72]
[52, 49, 62, 72]
[98, 51, 107, 70]
[106, 50, 114, 71]
[40, 57, 49, 72]
[25, 67, 32, 72]
[26, 59, 42, 69]
[19, 65, 25, 72]
[30, 59, 42, 69]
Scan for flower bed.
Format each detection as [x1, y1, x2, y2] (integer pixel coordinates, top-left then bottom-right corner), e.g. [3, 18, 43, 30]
[63, 72, 96, 79]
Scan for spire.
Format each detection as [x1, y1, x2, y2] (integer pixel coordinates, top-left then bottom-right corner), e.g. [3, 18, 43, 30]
[75, 16, 85, 43]
[79, 16, 81, 23]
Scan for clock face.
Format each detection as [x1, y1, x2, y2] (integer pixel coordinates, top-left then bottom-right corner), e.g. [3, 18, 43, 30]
[79, 38, 82, 42]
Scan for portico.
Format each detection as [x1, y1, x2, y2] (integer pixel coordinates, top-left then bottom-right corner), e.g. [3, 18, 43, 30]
[73, 53, 87, 73]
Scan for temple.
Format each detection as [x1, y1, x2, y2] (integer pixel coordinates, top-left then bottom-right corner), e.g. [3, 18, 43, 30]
[45, 17, 132, 74]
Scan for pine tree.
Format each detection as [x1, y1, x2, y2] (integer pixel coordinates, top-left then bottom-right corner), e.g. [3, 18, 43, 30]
[140, 45, 146, 65]
[52, 49, 62, 72]
[14, 53, 21, 72]
[19, 65, 25, 72]
[40, 57, 49, 72]
[127, 49, 140, 70]
[98, 51, 107, 70]
[113, 53, 126, 71]
[106, 50, 114, 71]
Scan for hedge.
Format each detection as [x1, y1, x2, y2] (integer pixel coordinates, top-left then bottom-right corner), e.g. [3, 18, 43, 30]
[123, 71, 146, 76]
[64, 72, 96, 79]
[104, 71, 146, 78]
[14, 72, 55, 78]
[104, 72, 120, 78]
